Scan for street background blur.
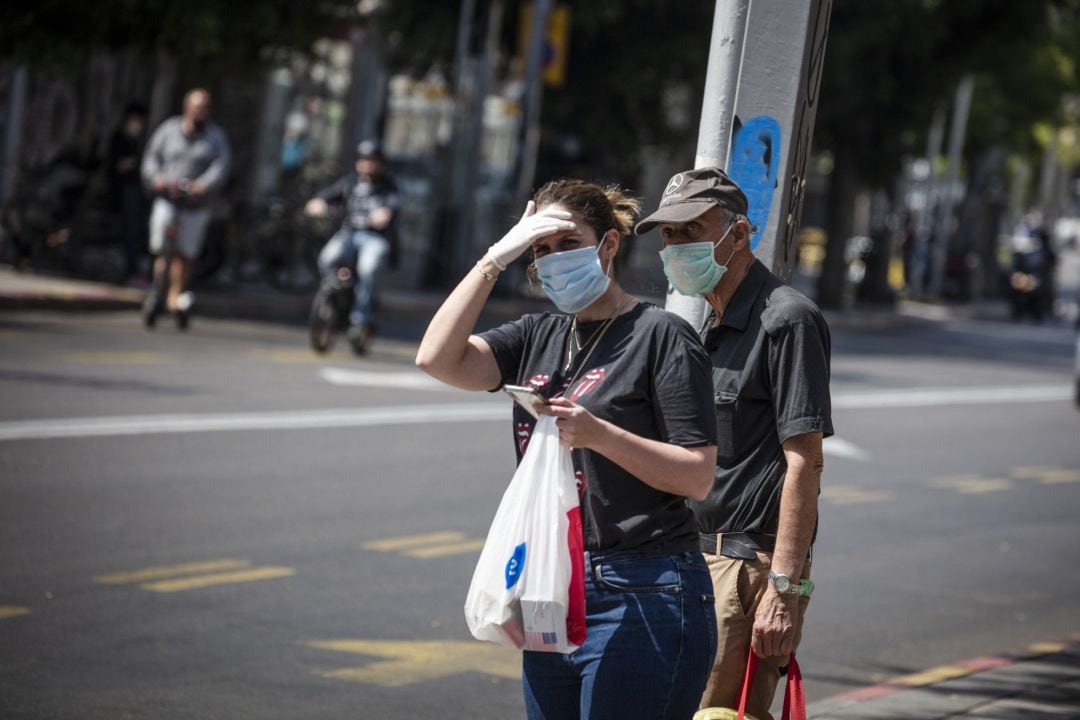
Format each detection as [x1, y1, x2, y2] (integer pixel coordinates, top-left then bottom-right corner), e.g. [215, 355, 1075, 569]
[1, 2, 1079, 719]
[2, 0, 1079, 317]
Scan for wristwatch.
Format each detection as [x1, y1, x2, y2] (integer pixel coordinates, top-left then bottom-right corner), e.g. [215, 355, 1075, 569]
[768, 571, 815, 598]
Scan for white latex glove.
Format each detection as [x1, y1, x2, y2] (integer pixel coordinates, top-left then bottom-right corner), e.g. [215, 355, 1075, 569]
[485, 201, 575, 270]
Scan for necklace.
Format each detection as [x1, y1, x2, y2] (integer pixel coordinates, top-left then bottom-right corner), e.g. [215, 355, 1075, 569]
[562, 295, 635, 381]
[572, 313, 610, 353]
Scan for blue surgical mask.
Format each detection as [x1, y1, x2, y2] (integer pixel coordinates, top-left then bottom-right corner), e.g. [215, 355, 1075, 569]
[658, 224, 736, 296]
[534, 242, 611, 314]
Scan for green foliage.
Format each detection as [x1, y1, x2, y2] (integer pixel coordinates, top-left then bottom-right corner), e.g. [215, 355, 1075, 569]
[535, 1, 714, 182]
[1, 0, 360, 76]
[816, 0, 1080, 188]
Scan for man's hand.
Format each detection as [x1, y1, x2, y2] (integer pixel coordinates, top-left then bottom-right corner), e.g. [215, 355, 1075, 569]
[369, 206, 392, 230]
[152, 176, 167, 193]
[188, 180, 207, 198]
[538, 397, 606, 449]
[304, 197, 328, 218]
[751, 587, 800, 658]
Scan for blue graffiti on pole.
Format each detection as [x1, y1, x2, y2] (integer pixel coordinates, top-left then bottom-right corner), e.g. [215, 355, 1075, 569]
[728, 115, 781, 251]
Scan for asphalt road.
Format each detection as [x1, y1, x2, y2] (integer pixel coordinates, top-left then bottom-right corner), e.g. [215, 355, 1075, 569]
[0, 307, 1077, 719]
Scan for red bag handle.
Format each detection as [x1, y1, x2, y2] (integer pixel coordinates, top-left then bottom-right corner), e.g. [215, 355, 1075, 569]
[736, 650, 805, 720]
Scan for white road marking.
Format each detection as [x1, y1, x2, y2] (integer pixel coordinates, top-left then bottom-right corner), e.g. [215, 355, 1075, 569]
[0, 404, 508, 442]
[0, 384, 1069, 443]
[823, 437, 871, 461]
[319, 367, 451, 390]
[832, 384, 1071, 409]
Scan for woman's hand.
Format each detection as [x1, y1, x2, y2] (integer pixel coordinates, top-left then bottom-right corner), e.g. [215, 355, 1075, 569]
[539, 397, 606, 449]
[485, 201, 575, 270]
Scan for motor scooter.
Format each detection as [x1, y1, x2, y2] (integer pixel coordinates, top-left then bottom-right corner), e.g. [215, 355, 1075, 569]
[309, 255, 362, 354]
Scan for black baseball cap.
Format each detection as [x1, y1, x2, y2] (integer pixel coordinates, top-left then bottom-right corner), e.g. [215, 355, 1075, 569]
[634, 167, 748, 235]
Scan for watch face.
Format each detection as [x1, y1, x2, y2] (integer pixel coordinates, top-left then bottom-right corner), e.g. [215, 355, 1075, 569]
[771, 572, 793, 593]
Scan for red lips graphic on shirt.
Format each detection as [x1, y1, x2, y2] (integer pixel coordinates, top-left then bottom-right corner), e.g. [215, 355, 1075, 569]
[568, 368, 605, 402]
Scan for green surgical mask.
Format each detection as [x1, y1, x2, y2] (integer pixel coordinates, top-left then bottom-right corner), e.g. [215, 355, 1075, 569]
[658, 223, 736, 296]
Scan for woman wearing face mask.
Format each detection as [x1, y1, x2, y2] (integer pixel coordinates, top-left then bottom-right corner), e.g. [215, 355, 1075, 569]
[416, 179, 719, 719]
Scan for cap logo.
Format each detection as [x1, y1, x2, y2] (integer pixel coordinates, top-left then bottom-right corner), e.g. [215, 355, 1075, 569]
[664, 174, 684, 196]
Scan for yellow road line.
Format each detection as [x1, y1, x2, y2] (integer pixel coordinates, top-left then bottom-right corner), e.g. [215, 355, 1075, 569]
[1011, 466, 1058, 479]
[251, 349, 324, 364]
[66, 351, 175, 364]
[305, 639, 519, 687]
[0, 605, 31, 619]
[895, 664, 977, 686]
[141, 566, 295, 592]
[820, 485, 893, 504]
[94, 559, 251, 585]
[362, 531, 469, 552]
[1034, 469, 1080, 484]
[404, 539, 487, 558]
[1028, 642, 1068, 654]
[931, 475, 1012, 494]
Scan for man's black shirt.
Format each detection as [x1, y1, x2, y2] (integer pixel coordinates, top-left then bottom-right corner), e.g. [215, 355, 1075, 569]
[691, 260, 833, 536]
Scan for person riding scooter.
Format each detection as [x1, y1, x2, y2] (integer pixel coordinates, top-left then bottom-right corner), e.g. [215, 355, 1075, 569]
[303, 140, 400, 354]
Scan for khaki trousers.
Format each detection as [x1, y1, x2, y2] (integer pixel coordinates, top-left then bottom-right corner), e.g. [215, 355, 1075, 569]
[699, 550, 811, 720]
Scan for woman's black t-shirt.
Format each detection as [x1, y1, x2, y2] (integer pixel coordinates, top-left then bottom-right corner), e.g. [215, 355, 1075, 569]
[478, 302, 717, 554]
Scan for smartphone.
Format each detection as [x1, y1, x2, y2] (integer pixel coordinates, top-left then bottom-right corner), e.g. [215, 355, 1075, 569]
[503, 384, 549, 420]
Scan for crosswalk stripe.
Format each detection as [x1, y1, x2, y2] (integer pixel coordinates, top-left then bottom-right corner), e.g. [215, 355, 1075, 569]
[141, 566, 296, 592]
[94, 559, 251, 585]
[319, 367, 450, 390]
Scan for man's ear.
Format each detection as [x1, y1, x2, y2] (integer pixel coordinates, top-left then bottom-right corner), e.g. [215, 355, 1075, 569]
[732, 218, 752, 251]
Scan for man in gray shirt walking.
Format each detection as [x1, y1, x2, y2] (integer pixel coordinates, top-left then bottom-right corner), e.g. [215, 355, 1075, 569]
[140, 88, 231, 329]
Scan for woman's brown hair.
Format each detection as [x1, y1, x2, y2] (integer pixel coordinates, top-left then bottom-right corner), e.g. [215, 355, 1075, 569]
[533, 179, 641, 239]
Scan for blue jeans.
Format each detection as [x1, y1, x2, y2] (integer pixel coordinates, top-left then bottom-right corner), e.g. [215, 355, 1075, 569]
[317, 229, 389, 327]
[523, 550, 717, 720]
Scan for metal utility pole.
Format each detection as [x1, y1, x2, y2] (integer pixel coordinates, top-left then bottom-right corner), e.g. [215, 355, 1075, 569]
[0, 66, 27, 206]
[928, 73, 974, 297]
[909, 103, 946, 297]
[665, 0, 750, 329]
[514, 0, 554, 209]
[426, 0, 503, 286]
[667, 0, 833, 329]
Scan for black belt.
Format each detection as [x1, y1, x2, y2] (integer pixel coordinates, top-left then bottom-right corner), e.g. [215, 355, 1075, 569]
[698, 532, 775, 559]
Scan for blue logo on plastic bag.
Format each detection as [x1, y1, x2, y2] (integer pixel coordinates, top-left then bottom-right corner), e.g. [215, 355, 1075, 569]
[505, 542, 526, 589]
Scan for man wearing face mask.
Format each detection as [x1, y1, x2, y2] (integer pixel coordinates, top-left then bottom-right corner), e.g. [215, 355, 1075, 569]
[636, 167, 832, 720]
[141, 88, 232, 329]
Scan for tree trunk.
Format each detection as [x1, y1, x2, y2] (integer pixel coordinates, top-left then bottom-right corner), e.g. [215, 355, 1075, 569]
[816, 147, 856, 309]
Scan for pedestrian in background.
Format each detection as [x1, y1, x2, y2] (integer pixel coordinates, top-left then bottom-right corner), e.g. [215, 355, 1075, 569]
[140, 88, 231, 329]
[636, 167, 833, 720]
[107, 103, 149, 283]
[416, 179, 719, 719]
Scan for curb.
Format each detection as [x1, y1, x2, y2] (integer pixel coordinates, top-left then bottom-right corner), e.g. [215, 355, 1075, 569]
[807, 634, 1080, 718]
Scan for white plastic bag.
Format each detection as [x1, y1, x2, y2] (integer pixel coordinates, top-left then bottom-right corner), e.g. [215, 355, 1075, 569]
[465, 415, 586, 653]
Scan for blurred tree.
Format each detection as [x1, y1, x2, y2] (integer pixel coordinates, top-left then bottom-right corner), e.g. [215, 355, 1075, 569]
[537, 2, 714, 183]
[813, 0, 1080, 308]
[1, 0, 360, 76]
